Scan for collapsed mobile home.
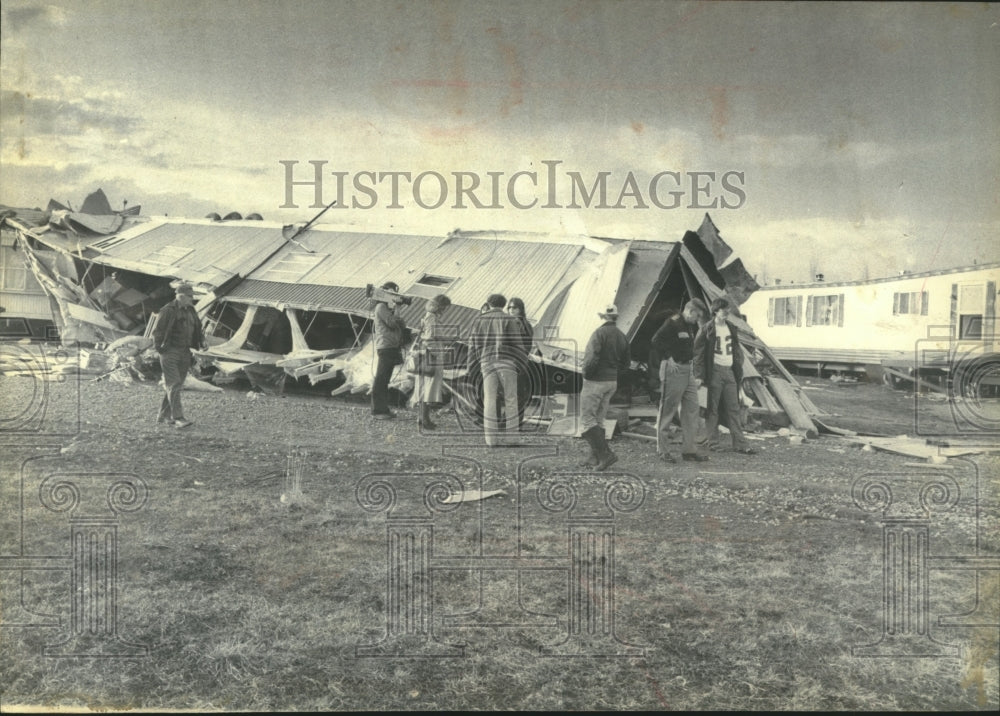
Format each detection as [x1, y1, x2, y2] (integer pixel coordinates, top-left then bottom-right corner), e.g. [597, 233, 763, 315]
[3, 204, 823, 432]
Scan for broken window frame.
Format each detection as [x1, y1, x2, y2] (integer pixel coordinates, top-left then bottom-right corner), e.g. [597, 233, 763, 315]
[407, 273, 458, 299]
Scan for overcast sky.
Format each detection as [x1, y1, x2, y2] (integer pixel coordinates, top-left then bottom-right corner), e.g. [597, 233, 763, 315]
[2, 1, 998, 283]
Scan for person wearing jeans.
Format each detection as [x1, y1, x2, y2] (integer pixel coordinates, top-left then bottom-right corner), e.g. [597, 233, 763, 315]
[578, 304, 631, 471]
[153, 283, 205, 429]
[371, 281, 407, 419]
[467, 293, 526, 446]
[693, 297, 757, 455]
[651, 298, 709, 463]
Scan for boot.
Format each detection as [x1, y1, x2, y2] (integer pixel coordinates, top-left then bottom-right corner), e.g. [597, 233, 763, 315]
[579, 426, 601, 468]
[418, 402, 437, 430]
[595, 428, 618, 472]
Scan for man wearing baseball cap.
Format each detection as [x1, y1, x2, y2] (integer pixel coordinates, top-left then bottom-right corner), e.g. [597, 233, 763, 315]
[153, 283, 206, 429]
[578, 304, 630, 470]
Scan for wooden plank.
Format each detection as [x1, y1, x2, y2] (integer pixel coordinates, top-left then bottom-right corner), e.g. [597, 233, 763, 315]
[307, 369, 342, 385]
[882, 365, 949, 395]
[626, 405, 659, 419]
[812, 418, 859, 437]
[746, 377, 782, 413]
[766, 376, 818, 438]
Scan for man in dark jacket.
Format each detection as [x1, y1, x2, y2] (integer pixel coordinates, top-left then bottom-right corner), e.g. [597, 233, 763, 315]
[579, 304, 631, 470]
[651, 298, 709, 463]
[371, 281, 408, 419]
[153, 283, 205, 429]
[693, 297, 757, 454]
[467, 293, 526, 446]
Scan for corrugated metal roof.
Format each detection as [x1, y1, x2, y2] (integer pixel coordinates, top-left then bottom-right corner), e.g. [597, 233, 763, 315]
[245, 229, 595, 320]
[613, 241, 680, 339]
[88, 220, 287, 286]
[0, 206, 47, 227]
[542, 241, 632, 354]
[753, 261, 1000, 291]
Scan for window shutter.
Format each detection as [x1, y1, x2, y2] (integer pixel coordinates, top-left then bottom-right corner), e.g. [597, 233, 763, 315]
[950, 283, 958, 338]
[795, 296, 802, 326]
[767, 297, 775, 327]
[805, 295, 814, 326]
[893, 292, 900, 315]
[837, 294, 844, 327]
[921, 291, 929, 316]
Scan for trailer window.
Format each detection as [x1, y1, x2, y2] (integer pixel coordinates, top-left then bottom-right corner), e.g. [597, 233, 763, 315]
[806, 294, 844, 327]
[893, 291, 928, 316]
[768, 296, 802, 326]
[1, 246, 28, 290]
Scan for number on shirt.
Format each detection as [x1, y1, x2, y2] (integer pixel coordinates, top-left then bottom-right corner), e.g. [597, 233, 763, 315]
[714, 334, 733, 356]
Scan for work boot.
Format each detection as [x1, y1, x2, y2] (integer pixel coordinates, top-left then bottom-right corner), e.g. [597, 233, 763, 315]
[594, 429, 618, 472]
[579, 426, 601, 468]
[418, 402, 437, 430]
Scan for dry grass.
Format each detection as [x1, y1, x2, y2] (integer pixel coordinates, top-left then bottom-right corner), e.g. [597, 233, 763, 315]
[0, 375, 997, 710]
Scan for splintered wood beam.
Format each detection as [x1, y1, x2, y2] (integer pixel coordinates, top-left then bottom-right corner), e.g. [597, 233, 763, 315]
[308, 369, 342, 385]
[746, 377, 782, 413]
[766, 376, 819, 438]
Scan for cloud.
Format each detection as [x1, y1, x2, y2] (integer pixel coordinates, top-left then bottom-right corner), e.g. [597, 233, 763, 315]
[1, 89, 139, 137]
[3, 3, 68, 33]
[723, 133, 907, 170]
[722, 216, 1000, 284]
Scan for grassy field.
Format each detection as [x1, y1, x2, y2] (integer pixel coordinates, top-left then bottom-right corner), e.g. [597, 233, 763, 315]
[1, 370, 997, 711]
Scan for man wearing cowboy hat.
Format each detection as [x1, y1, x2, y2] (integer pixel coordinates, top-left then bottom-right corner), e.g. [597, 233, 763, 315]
[579, 304, 630, 470]
[153, 282, 206, 429]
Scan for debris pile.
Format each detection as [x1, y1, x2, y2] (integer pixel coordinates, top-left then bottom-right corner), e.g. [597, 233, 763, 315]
[2, 194, 835, 434]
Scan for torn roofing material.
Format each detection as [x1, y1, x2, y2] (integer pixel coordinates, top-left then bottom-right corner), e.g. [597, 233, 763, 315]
[224, 227, 604, 340]
[83, 219, 290, 288]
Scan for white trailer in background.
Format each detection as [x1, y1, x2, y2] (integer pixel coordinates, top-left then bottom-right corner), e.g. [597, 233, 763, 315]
[742, 263, 1000, 398]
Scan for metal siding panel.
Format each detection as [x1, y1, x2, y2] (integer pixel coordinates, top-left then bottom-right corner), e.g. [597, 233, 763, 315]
[95, 222, 287, 285]
[0, 291, 53, 319]
[243, 231, 586, 324]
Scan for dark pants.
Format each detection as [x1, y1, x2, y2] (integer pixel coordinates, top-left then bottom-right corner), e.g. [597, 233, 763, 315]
[372, 348, 401, 415]
[705, 365, 747, 450]
[159, 348, 191, 421]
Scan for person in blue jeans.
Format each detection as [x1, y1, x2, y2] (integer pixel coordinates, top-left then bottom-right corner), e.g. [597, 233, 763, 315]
[153, 283, 205, 429]
[467, 293, 526, 446]
[693, 297, 757, 455]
